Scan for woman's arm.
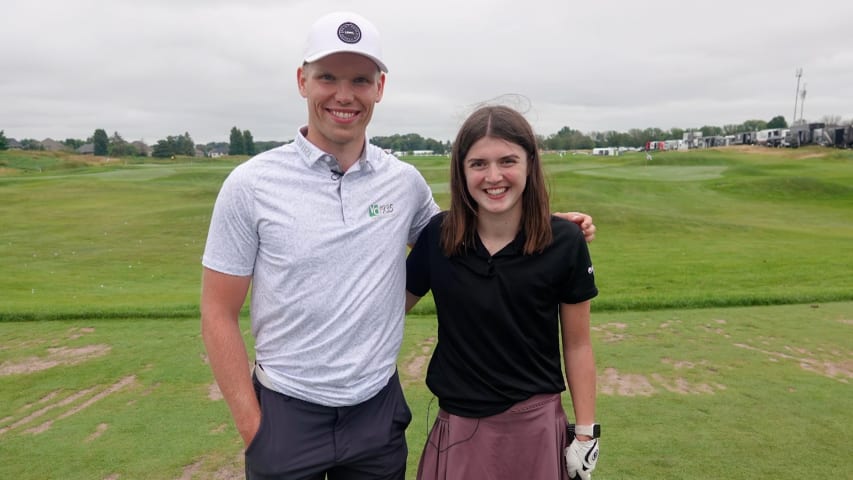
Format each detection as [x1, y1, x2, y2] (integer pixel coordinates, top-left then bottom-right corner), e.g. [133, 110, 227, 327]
[405, 290, 422, 313]
[560, 300, 596, 429]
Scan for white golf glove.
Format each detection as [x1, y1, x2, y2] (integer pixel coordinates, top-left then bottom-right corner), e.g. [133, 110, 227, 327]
[565, 437, 599, 480]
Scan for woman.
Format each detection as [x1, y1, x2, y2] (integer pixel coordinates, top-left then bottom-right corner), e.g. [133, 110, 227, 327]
[406, 105, 600, 480]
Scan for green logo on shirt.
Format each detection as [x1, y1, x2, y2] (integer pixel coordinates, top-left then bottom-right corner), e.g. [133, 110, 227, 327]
[369, 203, 394, 217]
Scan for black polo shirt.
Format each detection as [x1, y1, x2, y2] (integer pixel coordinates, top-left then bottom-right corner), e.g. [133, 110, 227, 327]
[406, 212, 598, 418]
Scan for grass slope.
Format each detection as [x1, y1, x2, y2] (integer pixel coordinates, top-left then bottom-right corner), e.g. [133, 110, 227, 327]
[1, 146, 851, 478]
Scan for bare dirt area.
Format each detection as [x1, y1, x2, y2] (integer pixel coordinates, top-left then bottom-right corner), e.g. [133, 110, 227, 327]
[593, 322, 628, 343]
[598, 365, 725, 397]
[0, 326, 108, 376]
[402, 336, 435, 386]
[0, 375, 136, 436]
[598, 367, 656, 396]
[734, 342, 852, 383]
[177, 453, 244, 480]
[0, 326, 142, 438]
[0, 344, 111, 376]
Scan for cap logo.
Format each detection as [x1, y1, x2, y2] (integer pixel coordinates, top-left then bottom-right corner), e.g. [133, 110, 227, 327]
[337, 22, 362, 44]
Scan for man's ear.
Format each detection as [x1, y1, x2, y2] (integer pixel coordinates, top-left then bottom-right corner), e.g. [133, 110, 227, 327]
[375, 72, 386, 103]
[297, 66, 308, 98]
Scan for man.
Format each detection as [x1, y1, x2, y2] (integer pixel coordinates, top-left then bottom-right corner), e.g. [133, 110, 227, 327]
[201, 11, 595, 480]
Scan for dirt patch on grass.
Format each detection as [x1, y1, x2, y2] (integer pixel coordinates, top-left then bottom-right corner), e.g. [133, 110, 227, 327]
[593, 322, 628, 342]
[68, 327, 96, 339]
[598, 368, 655, 396]
[734, 343, 852, 383]
[0, 376, 136, 436]
[598, 362, 725, 397]
[179, 460, 204, 480]
[650, 374, 718, 394]
[0, 344, 111, 375]
[178, 453, 244, 480]
[26, 376, 136, 434]
[85, 423, 109, 443]
[209, 382, 223, 401]
[402, 337, 435, 386]
[1, 387, 96, 435]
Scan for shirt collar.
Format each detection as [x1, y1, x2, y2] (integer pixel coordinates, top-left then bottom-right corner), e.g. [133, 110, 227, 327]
[294, 126, 374, 174]
[452, 228, 526, 277]
[474, 228, 526, 258]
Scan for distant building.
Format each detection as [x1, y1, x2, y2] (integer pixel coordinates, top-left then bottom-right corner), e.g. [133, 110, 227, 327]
[755, 128, 788, 147]
[77, 143, 95, 155]
[207, 145, 228, 158]
[592, 147, 620, 156]
[682, 131, 703, 149]
[131, 141, 151, 156]
[824, 125, 853, 148]
[732, 132, 756, 145]
[40, 138, 68, 152]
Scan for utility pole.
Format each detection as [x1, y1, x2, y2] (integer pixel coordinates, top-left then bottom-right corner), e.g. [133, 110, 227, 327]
[799, 84, 807, 124]
[793, 68, 803, 126]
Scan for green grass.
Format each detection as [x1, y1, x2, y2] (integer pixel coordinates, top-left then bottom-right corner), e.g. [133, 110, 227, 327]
[1, 147, 852, 478]
[0, 317, 242, 479]
[1, 305, 850, 478]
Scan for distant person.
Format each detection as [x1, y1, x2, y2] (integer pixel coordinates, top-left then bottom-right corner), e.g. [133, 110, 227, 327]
[201, 11, 596, 479]
[406, 105, 600, 480]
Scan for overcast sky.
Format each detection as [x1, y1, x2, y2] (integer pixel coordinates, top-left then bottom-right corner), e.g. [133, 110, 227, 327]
[2, 0, 852, 145]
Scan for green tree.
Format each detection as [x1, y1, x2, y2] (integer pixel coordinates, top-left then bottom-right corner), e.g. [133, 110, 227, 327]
[722, 124, 743, 135]
[0, 130, 7, 150]
[108, 132, 138, 157]
[62, 138, 85, 150]
[699, 125, 723, 137]
[543, 126, 593, 150]
[668, 128, 685, 141]
[742, 119, 767, 132]
[93, 129, 109, 156]
[253, 140, 287, 152]
[229, 127, 245, 155]
[175, 132, 195, 156]
[151, 139, 173, 158]
[151, 133, 196, 158]
[371, 133, 449, 154]
[243, 130, 256, 156]
[20, 139, 44, 150]
[767, 115, 788, 129]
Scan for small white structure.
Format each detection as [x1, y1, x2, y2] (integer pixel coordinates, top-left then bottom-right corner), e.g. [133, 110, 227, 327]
[592, 147, 621, 156]
[756, 129, 788, 147]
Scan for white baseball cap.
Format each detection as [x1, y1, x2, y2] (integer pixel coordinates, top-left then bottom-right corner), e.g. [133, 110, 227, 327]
[303, 11, 388, 73]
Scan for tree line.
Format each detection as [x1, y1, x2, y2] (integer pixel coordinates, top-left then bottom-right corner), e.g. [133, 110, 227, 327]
[3, 114, 841, 156]
[540, 116, 790, 151]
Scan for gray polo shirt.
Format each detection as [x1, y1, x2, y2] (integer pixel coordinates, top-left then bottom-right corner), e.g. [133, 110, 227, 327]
[202, 129, 439, 406]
